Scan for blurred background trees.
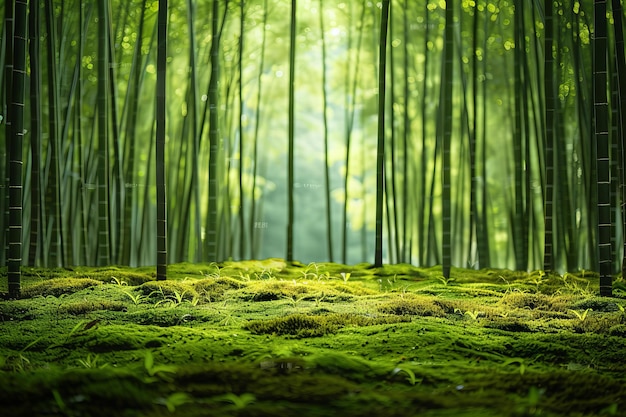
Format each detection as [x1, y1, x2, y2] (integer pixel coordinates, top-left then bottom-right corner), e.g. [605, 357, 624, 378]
[1, 0, 624, 283]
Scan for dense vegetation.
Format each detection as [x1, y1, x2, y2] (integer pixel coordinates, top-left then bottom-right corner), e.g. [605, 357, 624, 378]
[3, 3, 626, 415]
[0, 261, 625, 416]
[2, 1, 626, 295]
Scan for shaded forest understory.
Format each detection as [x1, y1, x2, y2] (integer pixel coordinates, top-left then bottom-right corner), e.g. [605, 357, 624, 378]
[1, 260, 625, 416]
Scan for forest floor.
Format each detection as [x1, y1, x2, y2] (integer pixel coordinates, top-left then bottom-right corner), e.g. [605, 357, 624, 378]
[0, 259, 625, 417]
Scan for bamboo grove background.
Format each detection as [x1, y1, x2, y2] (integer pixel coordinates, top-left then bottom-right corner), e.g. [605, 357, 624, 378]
[1, 0, 626, 294]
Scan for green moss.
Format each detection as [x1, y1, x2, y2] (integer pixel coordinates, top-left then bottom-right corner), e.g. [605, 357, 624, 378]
[1, 260, 624, 417]
[137, 280, 199, 304]
[245, 312, 409, 338]
[500, 292, 572, 312]
[21, 278, 102, 298]
[192, 276, 247, 301]
[378, 294, 446, 317]
[58, 299, 127, 315]
[238, 278, 376, 303]
[245, 313, 338, 337]
[128, 308, 207, 327]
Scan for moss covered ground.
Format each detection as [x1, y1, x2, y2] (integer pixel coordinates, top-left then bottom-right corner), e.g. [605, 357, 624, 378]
[0, 259, 625, 416]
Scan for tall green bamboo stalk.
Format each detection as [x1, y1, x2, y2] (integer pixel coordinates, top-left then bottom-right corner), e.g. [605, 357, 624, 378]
[417, 3, 431, 266]
[468, 0, 480, 267]
[96, 0, 111, 266]
[43, 0, 64, 267]
[204, 0, 227, 262]
[386, 4, 399, 264]
[318, 0, 334, 262]
[286, 0, 296, 262]
[400, 0, 411, 264]
[570, 3, 597, 270]
[374, 0, 390, 267]
[543, 0, 555, 271]
[341, 2, 365, 264]
[2, 0, 15, 270]
[7, 0, 27, 298]
[238, 0, 246, 259]
[249, 0, 268, 259]
[156, 0, 168, 280]
[593, 0, 612, 296]
[511, 0, 529, 271]
[28, 0, 42, 266]
[441, 0, 454, 279]
[611, 0, 626, 278]
[120, 0, 147, 266]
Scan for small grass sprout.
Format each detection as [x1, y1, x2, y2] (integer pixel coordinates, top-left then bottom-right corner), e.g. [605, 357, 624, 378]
[301, 262, 321, 280]
[436, 275, 455, 286]
[144, 350, 177, 382]
[152, 288, 197, 307]
[561, 273, 592, 296]
[502, 357, 527, 375]
[110, 276, 128, 286]
[52, 390, 70, 416]
[216, 311, 241, 326]
[340, 272, 351, 283]
[65, 320, 87, 342]
[454, 308, 483, 320]
[77, 353, 107, 369]
[237, 272, 251, 281]
[256, 267, 275, 280]
[206, 262, 223, 278]
[314, 292, 326, 307]
[568, 308, 592, 322]
[157, 392, 191, 412]
[3, 337, 43, 372]
[123, 290, 147, 305]
[216, 393, 256, 410]
[392, 367, 421, 386]
[283, 294, 307, 308]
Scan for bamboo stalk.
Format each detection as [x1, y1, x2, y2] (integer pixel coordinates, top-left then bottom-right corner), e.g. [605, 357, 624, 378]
[374, 0, 390, 267]
[156, 0, 168, 280]
[8, 0, 27, 298]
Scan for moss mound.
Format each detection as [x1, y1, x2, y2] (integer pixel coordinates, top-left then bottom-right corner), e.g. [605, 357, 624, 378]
[245, 312, 409, 338]
[1, 260, 625, 417]
[21, 278, 102, 298]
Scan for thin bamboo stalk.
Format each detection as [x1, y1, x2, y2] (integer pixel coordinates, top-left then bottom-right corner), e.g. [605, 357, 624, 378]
[593, 0, 613, 296]
[286, 0, 296, 262]
[8, 0, 27, 298]
[374, 0, 390, 267]
[28, 0, 42, 266]
[156, 0, 168, 280]
[441, 0, 454, 279]
[319, 0, 333, 262]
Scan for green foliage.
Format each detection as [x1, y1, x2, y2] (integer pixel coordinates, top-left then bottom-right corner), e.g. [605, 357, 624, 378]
[377, 294, 446, 317]
[245, 313, 338, 337]
[192, 276, 247, 302]
[77, 353, 108, 369]
[21, 278, 102, 298]
[144, 350, 177, 382]
[2, 261, 626, 416]
[58, 300, 126, 315]
[245, 312, 408, 338]
[215, 392, 256, 410]
[501, 357, 527, 375]
[568, 308, 592, 322]
[138, 281, 199, 306]
[391, 367, 422, 386]
[159, 392, 192, 412]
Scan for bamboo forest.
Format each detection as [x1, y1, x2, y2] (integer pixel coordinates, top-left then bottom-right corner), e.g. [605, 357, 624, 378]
[1, 1, 626, 416]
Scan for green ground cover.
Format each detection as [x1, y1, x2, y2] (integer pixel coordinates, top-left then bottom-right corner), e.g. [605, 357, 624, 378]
[0, 259, 625, 416]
